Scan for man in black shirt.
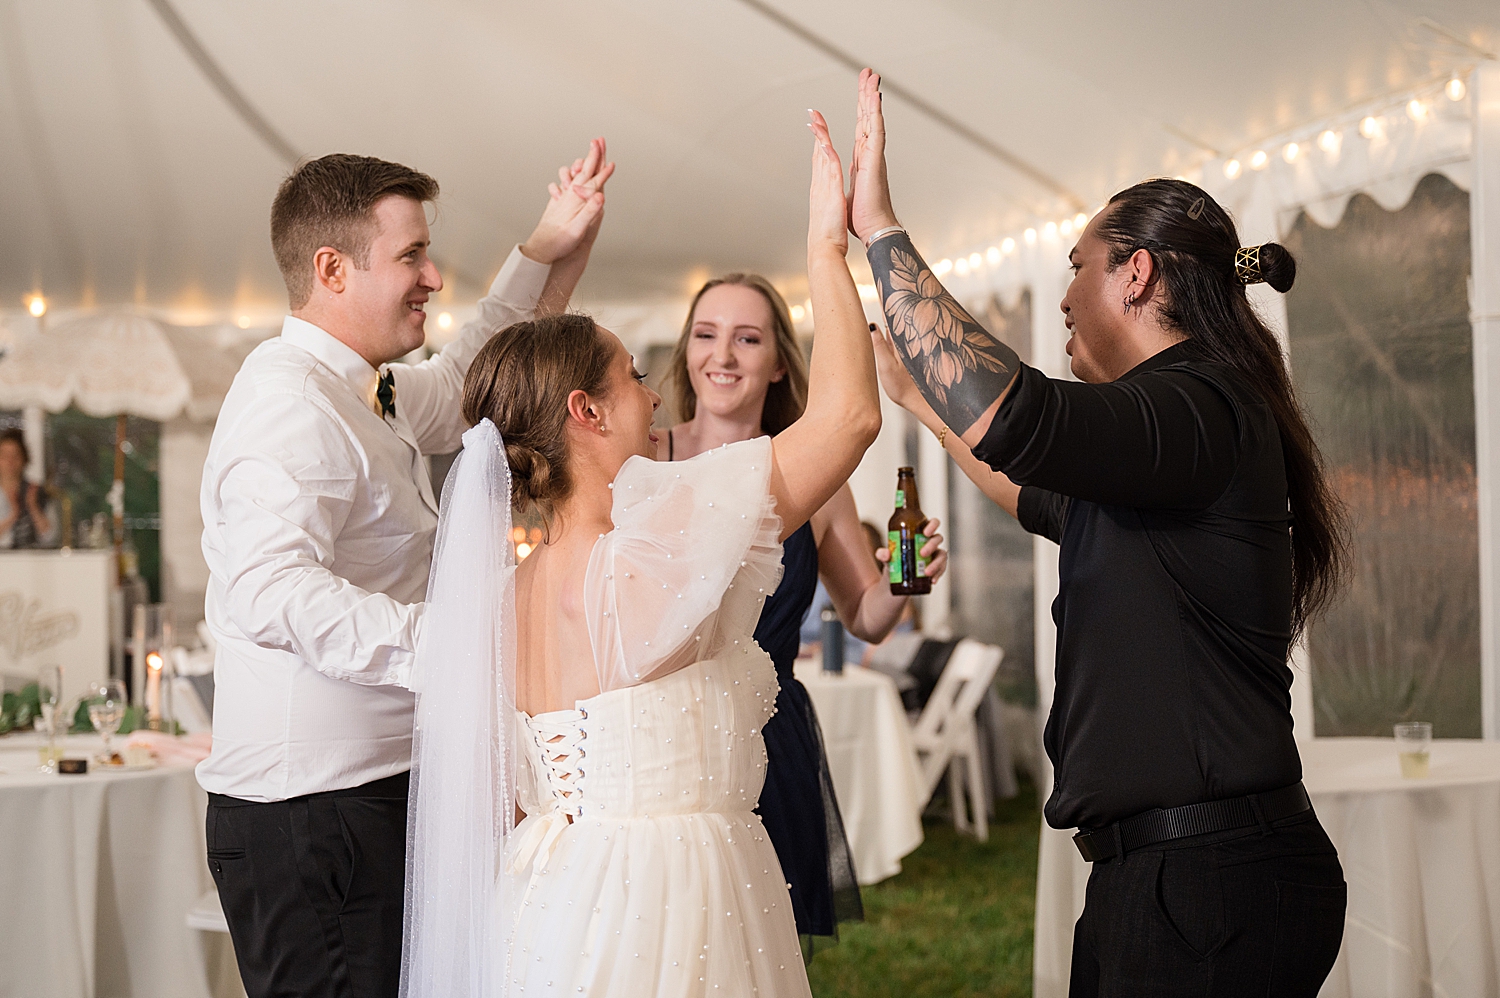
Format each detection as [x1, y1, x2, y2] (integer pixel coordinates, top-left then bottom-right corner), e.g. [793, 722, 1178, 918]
[843, 69, 1348, 996]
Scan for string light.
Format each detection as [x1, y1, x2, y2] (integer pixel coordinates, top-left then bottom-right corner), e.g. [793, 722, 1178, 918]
[985, 246, 1001, 265]
[967, 252, 982, 270]
[1043, 221, 1058, 238]
[789, 304, 805, 322]
[1023, 228, 1037, 246]
[1059, 219, 1074, 237]
[1249, 150, 1269, 170]
[1073, 212, 1088, 229]
[1223, 158, 1242, 179]
[934, 259, 953, 276]
[1001, 237, 1016, 254]
[954, 257, 970, 276]
[236, 315, 251, 328]
[26, 295, 45, 318]
[516, 542, 533, 559]
[1359, 116, 1381, 139]
[1318, 129, 1341, 153]
[1406, 99, 1429, 122]
[1282, 142, 1299, 163]
[437, 311, 454, 330]
[1447, 77, 1467, 102]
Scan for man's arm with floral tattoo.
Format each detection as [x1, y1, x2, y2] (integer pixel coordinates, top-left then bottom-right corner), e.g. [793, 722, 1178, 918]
[866, 231, 1020, 440]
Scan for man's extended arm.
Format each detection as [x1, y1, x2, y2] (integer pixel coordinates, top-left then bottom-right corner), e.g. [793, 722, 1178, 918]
[866, 230, 1020, 441]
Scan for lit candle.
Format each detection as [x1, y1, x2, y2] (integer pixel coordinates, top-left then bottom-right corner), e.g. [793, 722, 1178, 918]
[146, 651, 163, 723]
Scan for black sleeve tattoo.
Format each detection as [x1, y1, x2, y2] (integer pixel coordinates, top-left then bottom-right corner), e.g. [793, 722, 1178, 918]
[866, 232, 1019, 435]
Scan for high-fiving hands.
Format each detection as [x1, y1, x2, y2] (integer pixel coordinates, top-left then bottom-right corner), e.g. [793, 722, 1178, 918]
[807, 110, 849, 257]
[848, 68, 899, 244]
[522, 137, 615, 266]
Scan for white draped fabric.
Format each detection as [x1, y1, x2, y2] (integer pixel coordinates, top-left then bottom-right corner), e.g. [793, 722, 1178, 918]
[0, 734, 237, 998]
[794, 660, 924, 885]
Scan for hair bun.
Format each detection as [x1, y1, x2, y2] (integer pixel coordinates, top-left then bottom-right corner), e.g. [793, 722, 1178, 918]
[1236, 242, 1297, 294]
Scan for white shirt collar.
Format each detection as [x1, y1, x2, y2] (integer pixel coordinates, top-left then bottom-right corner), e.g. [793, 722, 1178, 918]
[280, 315, 382, 405]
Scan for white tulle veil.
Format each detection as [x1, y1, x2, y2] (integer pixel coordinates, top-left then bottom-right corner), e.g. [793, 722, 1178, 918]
[400, 417, 516, 998]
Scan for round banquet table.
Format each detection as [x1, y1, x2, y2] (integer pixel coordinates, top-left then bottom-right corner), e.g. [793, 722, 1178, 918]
[1032, 737, 1500, 998]
[0, 733, 238, 998]
[793, 659, 925, 885]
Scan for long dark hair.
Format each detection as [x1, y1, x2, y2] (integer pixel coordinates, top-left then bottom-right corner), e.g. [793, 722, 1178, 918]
[1097, 178, 1347, 644]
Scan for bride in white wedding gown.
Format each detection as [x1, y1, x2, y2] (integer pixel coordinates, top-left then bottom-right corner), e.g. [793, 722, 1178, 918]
[400, 108, 883, 998]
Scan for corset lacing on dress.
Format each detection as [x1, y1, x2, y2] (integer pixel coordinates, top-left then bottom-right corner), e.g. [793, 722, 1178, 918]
[507, 708, 588, 883]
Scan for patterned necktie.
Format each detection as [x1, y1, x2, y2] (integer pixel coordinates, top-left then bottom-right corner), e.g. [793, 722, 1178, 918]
[376, 369, 397, 420]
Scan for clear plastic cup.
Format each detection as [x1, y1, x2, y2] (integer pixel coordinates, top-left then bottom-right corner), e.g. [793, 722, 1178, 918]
[1394, 721, 1432, 778]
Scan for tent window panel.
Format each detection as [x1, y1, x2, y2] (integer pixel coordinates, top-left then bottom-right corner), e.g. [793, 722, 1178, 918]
[1285, 172, 1479, 737]
[949, 289, 1035, 708]
[47, 410, 162, 602]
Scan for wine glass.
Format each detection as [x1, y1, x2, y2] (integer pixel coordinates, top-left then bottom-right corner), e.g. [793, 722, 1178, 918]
[86, 680, 128, 764]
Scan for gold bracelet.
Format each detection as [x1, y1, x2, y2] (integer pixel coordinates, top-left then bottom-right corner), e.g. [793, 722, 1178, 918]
[937, 425, 948, 448]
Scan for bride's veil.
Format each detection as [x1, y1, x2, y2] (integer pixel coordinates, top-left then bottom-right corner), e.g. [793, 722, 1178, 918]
[400, 417, 517, 998]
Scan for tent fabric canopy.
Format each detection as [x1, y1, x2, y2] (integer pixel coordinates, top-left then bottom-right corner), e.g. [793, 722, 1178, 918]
[1, 0, 1497, 315]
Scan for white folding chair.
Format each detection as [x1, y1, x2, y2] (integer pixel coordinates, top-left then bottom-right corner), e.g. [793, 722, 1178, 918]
[910, 639, 1004, 841]
[186, 889, 229, 933]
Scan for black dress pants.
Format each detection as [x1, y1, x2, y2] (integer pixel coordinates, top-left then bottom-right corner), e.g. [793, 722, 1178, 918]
[1069, 809, 1346, 998]
[206, 771, 409, 998]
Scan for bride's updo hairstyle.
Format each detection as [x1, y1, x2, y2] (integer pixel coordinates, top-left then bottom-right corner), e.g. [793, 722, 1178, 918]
[461, 313, 614, 519]
[1096, 178, 1345, 642]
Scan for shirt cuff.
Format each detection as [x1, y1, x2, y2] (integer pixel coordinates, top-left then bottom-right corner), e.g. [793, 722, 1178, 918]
[971, 361, 1043, 473]
[488, 244, 551, 313]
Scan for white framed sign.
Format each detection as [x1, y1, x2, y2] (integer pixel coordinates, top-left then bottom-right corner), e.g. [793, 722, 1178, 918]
[0, 549, 111, 708]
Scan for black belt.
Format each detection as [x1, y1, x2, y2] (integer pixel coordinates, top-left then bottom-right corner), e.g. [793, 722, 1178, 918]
[1073, 781, 1311, 863]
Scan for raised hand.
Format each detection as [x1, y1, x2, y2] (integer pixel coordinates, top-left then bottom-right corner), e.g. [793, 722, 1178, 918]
[807, 110, 848, 256]
[848, 68, 899, 244]
[522, 137, 615, 265]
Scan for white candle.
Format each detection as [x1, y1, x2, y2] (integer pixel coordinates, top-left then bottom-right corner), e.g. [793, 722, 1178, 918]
[146, 651, 162, 722]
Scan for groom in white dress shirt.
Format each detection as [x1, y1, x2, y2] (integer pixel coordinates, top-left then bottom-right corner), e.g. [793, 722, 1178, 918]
[197, 146, 611, 998]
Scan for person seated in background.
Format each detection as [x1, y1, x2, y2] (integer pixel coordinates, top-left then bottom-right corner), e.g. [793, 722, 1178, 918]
[0, 429, 56, 548]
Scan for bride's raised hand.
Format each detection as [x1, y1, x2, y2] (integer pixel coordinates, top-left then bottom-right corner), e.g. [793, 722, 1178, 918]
[807, 110, 848, 257]
[524, 137, 615, 265]
[848, 68, 899, 244]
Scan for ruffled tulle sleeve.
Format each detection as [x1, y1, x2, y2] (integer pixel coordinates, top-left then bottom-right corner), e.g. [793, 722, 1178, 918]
[586, 436, 783, 693]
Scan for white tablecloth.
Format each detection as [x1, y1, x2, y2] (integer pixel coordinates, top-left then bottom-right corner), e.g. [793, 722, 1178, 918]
[794, 660, 924, 885]
[0, 733, 238, 998]
[1034, 737, 1500, 998]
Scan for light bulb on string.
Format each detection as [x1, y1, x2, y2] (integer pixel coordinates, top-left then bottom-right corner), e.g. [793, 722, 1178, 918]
[1318, 129, 1341, 154]
[1059, 219, 1073, 237]
[1223, 158, 1242, 179]
[1073, 213, 1088, 229]
[790, 304, 805, 322]
[236, 315, 251, 329]
[1001, 237, 1016, 254]
[1359, 116, 1382, 139]
[1023, 228, 1037, 246]
[967, 252, 983, 270]
[1407, 99, 1428, 122]
[26, 295, 46, 318]
[934, 259, 953, 276]
[954, 257, 970, 276]
[1249, 150, 1268, 170]
[1043, 221, 1058, 239]
[437, 311, 453, 330]
[985, 246, 1001, 265]
[1282, 142, 1299, 163]
[1447, 77, 1467, 102]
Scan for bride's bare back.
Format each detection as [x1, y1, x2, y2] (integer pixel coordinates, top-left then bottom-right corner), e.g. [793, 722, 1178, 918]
[514, 526, 607, 716]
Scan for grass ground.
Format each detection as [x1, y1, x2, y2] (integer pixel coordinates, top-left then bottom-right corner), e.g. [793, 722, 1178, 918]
[807, 783, 1040, 998]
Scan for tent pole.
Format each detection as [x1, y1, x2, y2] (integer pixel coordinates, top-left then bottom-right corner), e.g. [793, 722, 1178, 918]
[1471, 62, 1500, 740]
[113, 413, 127, 579]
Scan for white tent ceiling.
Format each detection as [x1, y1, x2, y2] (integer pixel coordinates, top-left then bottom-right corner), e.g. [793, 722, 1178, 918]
[2, 0, 1497, 317]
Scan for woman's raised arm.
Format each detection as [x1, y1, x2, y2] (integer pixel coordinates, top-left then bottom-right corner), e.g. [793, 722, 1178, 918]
[768, 110, 881, 539]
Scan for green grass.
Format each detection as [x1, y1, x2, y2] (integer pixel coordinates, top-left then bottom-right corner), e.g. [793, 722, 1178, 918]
[808, 784, 1040, 998]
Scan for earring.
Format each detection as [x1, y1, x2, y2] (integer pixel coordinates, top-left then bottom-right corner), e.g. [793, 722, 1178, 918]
[1122, 292, 1138, 314]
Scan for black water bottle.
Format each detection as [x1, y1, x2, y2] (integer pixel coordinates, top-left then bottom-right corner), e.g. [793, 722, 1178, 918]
[820, 604, 844, 675]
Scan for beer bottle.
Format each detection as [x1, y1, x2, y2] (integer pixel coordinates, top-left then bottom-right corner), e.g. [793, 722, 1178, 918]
[888, 467, 931, 596]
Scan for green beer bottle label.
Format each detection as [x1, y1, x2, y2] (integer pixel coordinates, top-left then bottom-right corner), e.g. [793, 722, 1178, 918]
[889, 531, 928, 584]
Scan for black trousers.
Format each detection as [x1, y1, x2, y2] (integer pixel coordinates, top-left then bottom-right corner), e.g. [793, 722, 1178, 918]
[1069, 809, 1346, 998]
[206, 771, 409, 998]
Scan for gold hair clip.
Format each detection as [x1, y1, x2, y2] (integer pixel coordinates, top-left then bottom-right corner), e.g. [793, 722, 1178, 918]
[1187, 197, 1206, 220]
[1235, 245, 1264, 285]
